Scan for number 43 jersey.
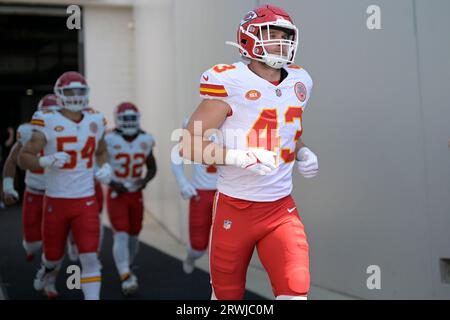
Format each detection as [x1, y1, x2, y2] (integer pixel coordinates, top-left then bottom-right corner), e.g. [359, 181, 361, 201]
[31, 109, 106, 198]
[199, 62, 313, 202]
[105, 130, 155, 192]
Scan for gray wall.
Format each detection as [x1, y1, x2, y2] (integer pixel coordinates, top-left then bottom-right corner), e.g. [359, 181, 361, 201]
[130, 0, 450, 299]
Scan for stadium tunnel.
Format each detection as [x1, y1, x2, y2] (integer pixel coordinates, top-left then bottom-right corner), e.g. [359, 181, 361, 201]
[0, 3, 83, 195]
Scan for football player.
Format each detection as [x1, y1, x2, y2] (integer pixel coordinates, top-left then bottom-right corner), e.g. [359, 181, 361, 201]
[180, 5, 318, 300]
[171, 117, 217, 274]
[105, 102, 157, 296]
[2, 94, 60, 298]
[18, 71, 112, 300]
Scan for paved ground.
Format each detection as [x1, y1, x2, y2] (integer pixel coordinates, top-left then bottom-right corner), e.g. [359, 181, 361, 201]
[0, 205, 263, 300]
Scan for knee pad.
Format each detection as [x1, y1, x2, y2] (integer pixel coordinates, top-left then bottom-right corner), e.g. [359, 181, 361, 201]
[79, 252, 101, 276]
[285, 267, 310, 296]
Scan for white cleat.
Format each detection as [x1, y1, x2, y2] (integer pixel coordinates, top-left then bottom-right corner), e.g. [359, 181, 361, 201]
[33, 265, 51, 291]
[183, 255, 195, 274]
[121, 273, 138, 296]
[44, 281, 59, 299]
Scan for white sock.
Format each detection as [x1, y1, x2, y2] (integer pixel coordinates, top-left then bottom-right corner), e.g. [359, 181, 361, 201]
[113, 232, 130, 277]
[79, 252, 102, 300]
[42, 255, 63, 270]
[129, 235, 139, 266]
[276, 295, 308, 300]
[23, 240, 42, 255]
[187, 245, 205, 260]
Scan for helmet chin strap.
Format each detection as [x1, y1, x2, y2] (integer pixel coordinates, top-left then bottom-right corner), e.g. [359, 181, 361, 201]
[226, 41, 287, 69]
[63, 104, 84, 112]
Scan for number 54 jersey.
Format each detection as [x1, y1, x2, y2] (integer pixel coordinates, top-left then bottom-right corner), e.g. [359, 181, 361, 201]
[199, 62, 313, 202]
[104, 130, 155, 192]
[30, 109, 106, 198]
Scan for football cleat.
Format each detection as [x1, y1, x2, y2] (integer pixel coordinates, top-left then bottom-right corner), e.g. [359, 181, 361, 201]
[43, 275, 59, 299]
[121, 273, 138, 296]
[33, 265, 54, 292]
[182, 255, 196, 274]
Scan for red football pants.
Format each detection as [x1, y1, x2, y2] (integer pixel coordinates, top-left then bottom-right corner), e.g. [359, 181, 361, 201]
[210, 193, 310, 300]
[94, 181, 104, 214]
[42, 195, 100, 261]
[106, 188, 143, 235]
[189, 189, 215, 251]
[22, 190, 44, 242]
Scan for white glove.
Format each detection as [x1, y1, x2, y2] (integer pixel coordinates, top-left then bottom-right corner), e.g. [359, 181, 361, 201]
[39, 152, 70, 168]
[225, 148, 278, 175]
[3, 177, 19, 199]
[95, 163, 113, 185]
[180, 182, 198, 200]
[297, 147, 319, 178]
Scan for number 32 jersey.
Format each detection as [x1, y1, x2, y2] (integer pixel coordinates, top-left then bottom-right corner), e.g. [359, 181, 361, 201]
[105, 130, 154, 192]
[31, 109, 106, 198]
[199, 62, 313, 202]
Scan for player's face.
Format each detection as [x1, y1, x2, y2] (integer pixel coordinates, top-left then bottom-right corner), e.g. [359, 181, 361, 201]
[259, 28, 291, 57]
[62, 88, 88, 97]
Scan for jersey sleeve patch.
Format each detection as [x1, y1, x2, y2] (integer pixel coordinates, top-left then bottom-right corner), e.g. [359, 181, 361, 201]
[30, 119, 45, 127]
[199, 83, 228, 97]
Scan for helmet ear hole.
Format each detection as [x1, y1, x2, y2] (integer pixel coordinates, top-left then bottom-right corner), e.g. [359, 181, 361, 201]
[241, 39, 247, 45]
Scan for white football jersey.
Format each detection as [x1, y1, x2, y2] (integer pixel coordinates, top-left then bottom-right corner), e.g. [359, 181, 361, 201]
[30, 109, 106, 198]
[181, 117, 218, 190]
[199, 62, 313, 201]
[17, 123, 46, 191]
[105, 130, 154, 192]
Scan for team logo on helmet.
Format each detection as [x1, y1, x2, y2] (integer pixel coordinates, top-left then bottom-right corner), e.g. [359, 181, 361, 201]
[90, 122, 98, 134]
[54, 126, 64, 132]
[245, 90, 261, 101]
[240, 10, 257, 26]
[294, 82, 307, 102]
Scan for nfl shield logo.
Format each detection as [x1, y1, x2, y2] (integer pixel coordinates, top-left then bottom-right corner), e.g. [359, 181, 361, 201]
[223, 220, 232, 230]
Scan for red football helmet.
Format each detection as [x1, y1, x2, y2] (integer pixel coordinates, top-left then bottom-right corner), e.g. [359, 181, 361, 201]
[226, 5, 298, 69]
[37, 94, 60, 111]
[54, 71, 89, 112]
[115, 102, 140, 136]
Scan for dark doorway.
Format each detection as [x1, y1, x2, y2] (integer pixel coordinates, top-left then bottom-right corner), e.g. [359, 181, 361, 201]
[0, 3, 83, 195]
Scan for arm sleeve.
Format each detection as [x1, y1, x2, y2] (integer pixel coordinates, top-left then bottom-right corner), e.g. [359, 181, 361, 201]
[17, 124, 32, 145]
[199, 66, 233, 102]
[29, 111, 50, 141]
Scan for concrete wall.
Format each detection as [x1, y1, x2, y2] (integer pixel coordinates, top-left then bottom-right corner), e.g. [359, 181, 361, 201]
[132, 0, 450, 299]
[83, 5, 135, 125]
[4, 0, 450, 299]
